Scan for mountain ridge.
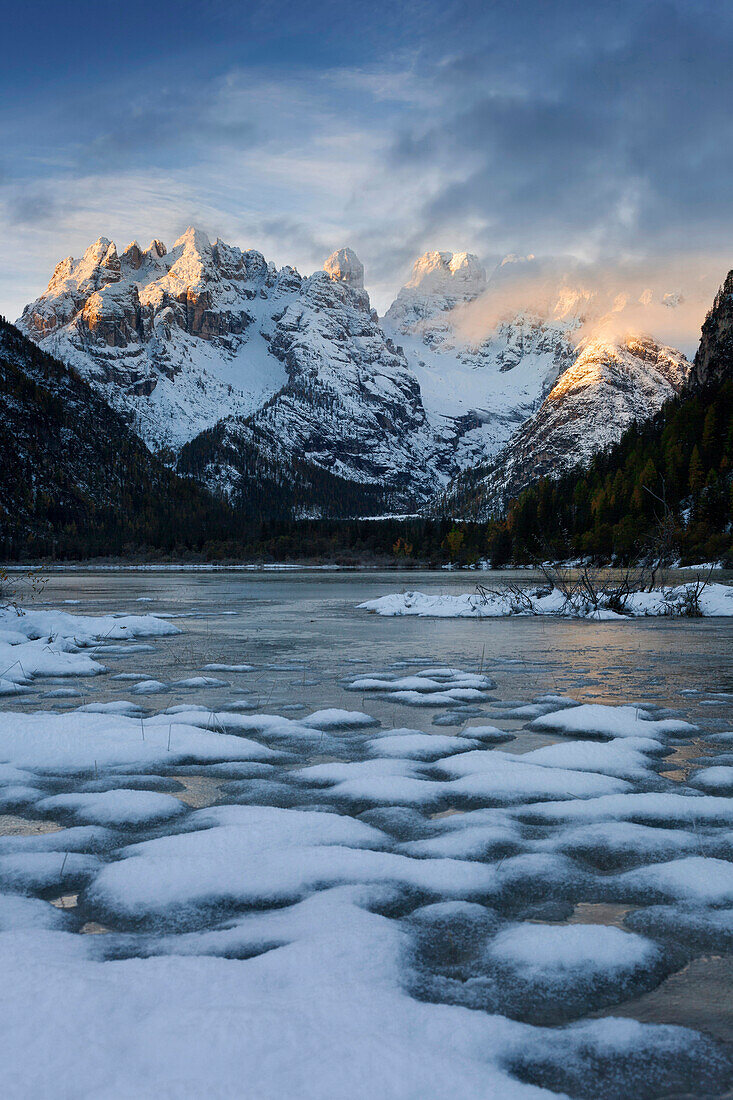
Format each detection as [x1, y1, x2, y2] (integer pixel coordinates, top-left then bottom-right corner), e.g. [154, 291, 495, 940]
[17, 228, 696, 518]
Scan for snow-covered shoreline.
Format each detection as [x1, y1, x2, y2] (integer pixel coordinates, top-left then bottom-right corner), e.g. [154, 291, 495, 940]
[359, 583, 733, 620]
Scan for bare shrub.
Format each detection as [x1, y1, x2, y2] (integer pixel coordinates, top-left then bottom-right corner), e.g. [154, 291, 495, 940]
[0, 569, 48, 613]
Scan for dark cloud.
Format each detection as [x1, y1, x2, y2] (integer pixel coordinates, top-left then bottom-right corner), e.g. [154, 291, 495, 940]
[2, 0, 733, 321]
[392, 0, 733, 258]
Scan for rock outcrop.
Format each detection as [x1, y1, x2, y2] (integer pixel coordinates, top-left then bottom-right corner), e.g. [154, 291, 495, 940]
[693, 270, 733, 387]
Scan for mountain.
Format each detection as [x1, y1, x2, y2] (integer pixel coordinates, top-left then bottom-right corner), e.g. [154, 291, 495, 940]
[19, 228, 297, 449]
[185, 250, 450, 508]
[382, 251, 579, 468]
[0, 318, 226, 556]
[19, 231, 451, 512]
[442, 333, 691, 518]
[489, 293, 733, 566]
[694, 269, 733, 387]
[18, 231, 694, 519]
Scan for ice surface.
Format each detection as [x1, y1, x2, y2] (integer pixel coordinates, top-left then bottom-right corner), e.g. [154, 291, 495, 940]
[0, 629, 731, 1097]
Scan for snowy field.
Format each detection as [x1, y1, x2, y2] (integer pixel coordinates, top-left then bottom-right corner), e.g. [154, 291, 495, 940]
[1, 579, 733, 1097]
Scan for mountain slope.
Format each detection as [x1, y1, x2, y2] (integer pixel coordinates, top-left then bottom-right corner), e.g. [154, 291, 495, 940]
[440, 334, 691, 518]
[17, 231, 696, 520]
[0, 318, 226, 556]
[495, 372, 732, 565]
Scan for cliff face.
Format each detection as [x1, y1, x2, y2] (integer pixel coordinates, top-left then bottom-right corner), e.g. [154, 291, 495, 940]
[694, 270, 733, 387]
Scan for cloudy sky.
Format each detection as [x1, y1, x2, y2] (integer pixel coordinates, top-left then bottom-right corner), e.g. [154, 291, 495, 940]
[2, 0, 732, 323]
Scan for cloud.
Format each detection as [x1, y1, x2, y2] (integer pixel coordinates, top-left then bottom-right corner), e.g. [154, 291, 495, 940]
[2, 0, 733, 334]
[391, 0, 733, 260]
[449, 252, 727, 358]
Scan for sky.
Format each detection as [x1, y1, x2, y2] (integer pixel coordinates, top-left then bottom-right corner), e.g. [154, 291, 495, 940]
[2, 0, 733, 328]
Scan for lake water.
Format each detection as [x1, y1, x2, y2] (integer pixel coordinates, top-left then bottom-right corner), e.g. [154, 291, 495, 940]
[10, 568, 733, 721]
[3, 568, 733, 1093]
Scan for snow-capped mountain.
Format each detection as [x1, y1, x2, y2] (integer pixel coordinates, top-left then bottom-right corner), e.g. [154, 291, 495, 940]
[383, 251, 584, 467]
[440, 334, 692, 518]
[19, 231, 452, 509]
[18, 230, 694, 517]
[19, 228, 296, 448]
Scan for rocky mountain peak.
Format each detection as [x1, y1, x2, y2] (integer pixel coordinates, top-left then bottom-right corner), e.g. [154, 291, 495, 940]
[324, 247, 364, 291]
[384, 249, 487, 333]
[121, 241, 144, 269]
[693, 269, 733, 387]
[404, 249, 486, 296]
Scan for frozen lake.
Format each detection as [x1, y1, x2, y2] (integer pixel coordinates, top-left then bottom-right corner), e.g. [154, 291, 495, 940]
[9, 567, 733, 717]
[1, 569, 733, 1097]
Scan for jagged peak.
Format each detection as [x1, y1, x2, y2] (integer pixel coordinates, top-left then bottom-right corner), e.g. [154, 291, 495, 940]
[404, 249, 486, 293]
[121, 241, 144, 270]
[172, 226, 211, 255]
[324, 247, 364, 290]
[85, 236, 113, 258]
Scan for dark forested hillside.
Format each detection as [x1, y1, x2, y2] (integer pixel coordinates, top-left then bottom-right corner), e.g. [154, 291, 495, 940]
[0, 318, 232, 558]
[176, 419, 391, 521]
[495, 376, 732, 564]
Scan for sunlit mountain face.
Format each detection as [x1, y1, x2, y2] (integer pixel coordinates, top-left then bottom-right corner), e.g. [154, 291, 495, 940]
[16, 229, 706, 517]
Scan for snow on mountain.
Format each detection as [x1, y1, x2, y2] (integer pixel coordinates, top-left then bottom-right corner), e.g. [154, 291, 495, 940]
[18, 232, 454, 508]
[18, 232, 695, 517]
[18, 228, 295, 449]
[441, 334, 692, 518]
[181, 257, 451, 507]
[383, 251, 580, 468]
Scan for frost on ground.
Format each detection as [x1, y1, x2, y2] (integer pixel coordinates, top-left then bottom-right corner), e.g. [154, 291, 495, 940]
[359, 582, 733, 619]
[0, 620, 732, 1097]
